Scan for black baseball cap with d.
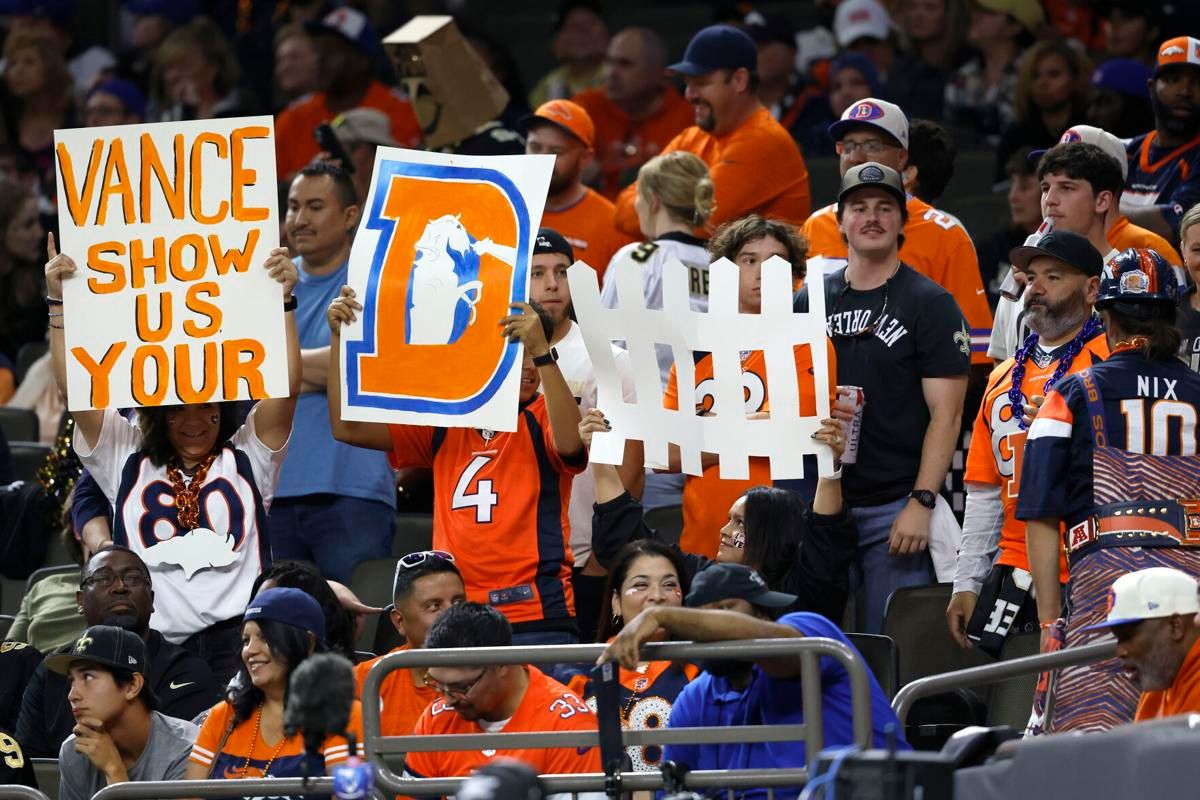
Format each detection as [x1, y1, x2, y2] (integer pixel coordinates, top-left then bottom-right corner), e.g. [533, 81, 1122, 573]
[670, 24, 757, 76]
[685, 562, 797, 608]
[1008, 230, 1104, 278]
[535, 227, 574, 262]
[837, 161, 906, 213]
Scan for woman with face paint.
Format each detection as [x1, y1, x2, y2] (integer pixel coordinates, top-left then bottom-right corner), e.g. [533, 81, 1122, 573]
[44, 234, 302, 683]
[583, 408, 857, 626]
[566, 540, 699, 773]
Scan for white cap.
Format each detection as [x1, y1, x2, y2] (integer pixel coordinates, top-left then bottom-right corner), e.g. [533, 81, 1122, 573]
[828, 97, 909, 149]
[1057, 124, 1129, 181]
[834, 0, 893, 48]
[1080, 568, 1200, 632]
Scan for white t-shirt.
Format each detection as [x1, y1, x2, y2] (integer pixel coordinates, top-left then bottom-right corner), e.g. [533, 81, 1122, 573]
[601, 232, 711, 388]
[555, 322, 636, 566]
[74, 406, 289, 642]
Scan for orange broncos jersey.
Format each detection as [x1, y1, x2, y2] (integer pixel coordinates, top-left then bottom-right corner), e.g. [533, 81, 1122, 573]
[801, 196, 993, 365]
[388, 395, 587, 628]
[404, 667, 601, 779]
[1107, 216, 1184, 267]
[354, 644, 440, 737]
[663, 342, 836, 557]
[964, 332, 1109, 583]
[190, 700, 364, 780]
[543, 188, 635, 282]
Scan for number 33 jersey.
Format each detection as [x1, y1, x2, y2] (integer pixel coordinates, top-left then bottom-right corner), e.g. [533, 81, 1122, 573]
[388, 394, 587, 628]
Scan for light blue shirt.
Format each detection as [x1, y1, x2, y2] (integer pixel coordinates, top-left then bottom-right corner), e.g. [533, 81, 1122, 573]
[274, 257, 396, 508]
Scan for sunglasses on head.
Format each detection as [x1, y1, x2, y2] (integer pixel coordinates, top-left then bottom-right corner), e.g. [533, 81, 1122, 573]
[397, 550, 455, 571]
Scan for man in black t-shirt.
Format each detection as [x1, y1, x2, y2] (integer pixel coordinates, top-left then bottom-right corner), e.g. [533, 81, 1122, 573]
[795, 162, 970, 633]
[16, 547, 219, 757]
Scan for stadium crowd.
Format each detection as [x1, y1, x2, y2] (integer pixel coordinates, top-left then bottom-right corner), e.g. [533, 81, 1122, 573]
[2, 0, 1200, 796]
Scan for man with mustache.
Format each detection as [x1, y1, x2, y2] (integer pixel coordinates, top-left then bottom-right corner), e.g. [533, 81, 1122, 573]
[16, 546, 217, 757]
[949, 230, 1109, 657]
[794, 162, 970, 634]
[612, 24, 811, 237]
[1080, 568, 1200, 722]
[1121, 36, 1200, 240]
[267, 160, 398, 585]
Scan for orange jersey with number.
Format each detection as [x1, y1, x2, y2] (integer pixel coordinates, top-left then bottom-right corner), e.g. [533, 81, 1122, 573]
[388, 395, 587, 627]
[964, 333, 1109, 582]
[662, 342, 836, 557]
[404, 667, 601, 779]
[614, 108, 812, 237]
[354, 644, 439, 737]
[543, 188, 635, 282]
[802, 197, 993, 365]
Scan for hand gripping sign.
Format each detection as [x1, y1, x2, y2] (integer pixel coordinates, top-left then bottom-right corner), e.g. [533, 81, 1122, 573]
[569, 255, 836, 479]
[54, 117, 286, 411]
[340, 148, 552, 431]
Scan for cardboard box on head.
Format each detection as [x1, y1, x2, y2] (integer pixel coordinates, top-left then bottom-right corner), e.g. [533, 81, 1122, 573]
[383, 16, 509, 150]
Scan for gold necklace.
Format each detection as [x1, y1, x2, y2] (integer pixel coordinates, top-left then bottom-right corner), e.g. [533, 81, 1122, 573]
[239, 702, 290, 778]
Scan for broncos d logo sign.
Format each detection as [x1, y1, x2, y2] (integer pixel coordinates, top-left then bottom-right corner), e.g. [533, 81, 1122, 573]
[344, 160, 531, 415]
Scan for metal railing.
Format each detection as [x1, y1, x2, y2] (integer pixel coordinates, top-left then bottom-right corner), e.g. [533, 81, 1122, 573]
[91, 777, 334, 800]
[360, 639, 872, 796]
[892, 639, 1119, 725]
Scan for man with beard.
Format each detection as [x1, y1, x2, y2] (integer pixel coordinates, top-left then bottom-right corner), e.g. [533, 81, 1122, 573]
[948, 230, 1109, 656]
[528, 228, 642, 641]
[600, 562, 903, 797]
[613, 24, 812, 237]
[15, 546, 217, 757]
[402, 602, 600, 780]
[1081, 568, 1200, 722]
[525, 100, 634, 281]
[1121, 36, 1200, 240]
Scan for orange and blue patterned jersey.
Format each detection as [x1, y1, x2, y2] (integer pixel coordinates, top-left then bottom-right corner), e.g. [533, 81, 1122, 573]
[388, 394, 587, 629]
[1016, 350, 1200, 527]
[1123, 131, 1200, 236]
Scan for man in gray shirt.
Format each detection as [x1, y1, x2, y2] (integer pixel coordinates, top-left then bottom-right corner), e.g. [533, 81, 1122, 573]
[46, 625, 198, 800]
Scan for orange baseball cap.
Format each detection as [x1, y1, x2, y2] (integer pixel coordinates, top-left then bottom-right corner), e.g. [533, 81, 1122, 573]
[1154, 36, 1200, 78]
[522, 99, 595, 148]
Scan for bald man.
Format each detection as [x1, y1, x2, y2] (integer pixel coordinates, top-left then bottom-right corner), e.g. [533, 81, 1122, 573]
[572, 27, 695, 197]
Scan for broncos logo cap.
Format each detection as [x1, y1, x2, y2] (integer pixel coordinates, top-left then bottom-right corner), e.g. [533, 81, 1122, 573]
[44, 624, 147, 676]
[1027, 125, 1129, 181]
[534, 227, 574, 262]
[828, 97, 909, 149]
[520, 99, 595, 148]
[1080, 568, 1200, 632]
[1154, 36, 1200, 79]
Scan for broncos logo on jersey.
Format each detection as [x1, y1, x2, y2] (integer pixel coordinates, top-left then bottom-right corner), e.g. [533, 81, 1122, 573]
[343, 159, 534, 416]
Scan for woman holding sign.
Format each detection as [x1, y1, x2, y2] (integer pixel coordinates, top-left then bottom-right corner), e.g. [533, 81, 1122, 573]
[45, 235, 302, 682]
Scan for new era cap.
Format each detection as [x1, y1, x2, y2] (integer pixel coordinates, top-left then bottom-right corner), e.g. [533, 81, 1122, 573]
[1154, 36, 1200, 79]
[332, 108, 400, 148]
[534, 227, 574, 262]
[520, 99, 595, 148]
[837, 161, 906, 211]
[828, 97, 909, 149]
[834, 0, 892, 47]
[669, 24, 757, 76]
[245, 587, 327, 647]
[45, 625, 147, 676]
[685, 562, 797, 609]
[1030, 125, 1129, 181]
[1008, 229, 1104, 278]
[1080, 568, 1200, 632]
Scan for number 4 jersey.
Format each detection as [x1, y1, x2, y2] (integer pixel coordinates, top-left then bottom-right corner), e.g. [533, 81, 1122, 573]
[388, 394, 587, 629]
[1017, 349, 1200, 527]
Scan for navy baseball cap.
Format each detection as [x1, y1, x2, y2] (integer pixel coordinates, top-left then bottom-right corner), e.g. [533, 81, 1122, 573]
[0, 0, 73, 18]
[669, 25, 757, 76]
[87, 79, 146, 120]
[245, 587, 327, 646]
[124, 0, 199, 23]
[686, 563, 797, 608]
[534, 227, 574, 262]
[1009, 230, 1104, 278]
[1091, 58, 1152, 101]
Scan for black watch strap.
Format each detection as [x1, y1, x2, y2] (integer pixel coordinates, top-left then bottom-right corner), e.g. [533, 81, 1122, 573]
[909, 489, 937, 509]
[283, 295, 298, 312]
[532, 347, 558, 367]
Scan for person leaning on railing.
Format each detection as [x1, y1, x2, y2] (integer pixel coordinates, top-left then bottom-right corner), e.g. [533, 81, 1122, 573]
[585, 408, 856, 624]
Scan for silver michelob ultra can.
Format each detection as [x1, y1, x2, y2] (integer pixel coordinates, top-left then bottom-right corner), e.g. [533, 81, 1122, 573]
[835, 386, 865, 465]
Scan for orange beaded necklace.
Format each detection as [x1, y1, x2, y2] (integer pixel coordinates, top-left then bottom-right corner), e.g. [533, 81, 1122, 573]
[239, 702, 293, 778]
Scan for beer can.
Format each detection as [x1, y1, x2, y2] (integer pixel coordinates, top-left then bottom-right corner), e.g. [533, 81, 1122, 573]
[835, 386, 865, 465]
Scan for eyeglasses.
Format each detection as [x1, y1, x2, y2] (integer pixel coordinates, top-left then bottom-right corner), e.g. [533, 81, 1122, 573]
[835, 139, 894, 157]
[425, 668, 489, 699]
[398, 550, 455, 571]
[829, 280, 890, 338]
[81, 569, 151, 590]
